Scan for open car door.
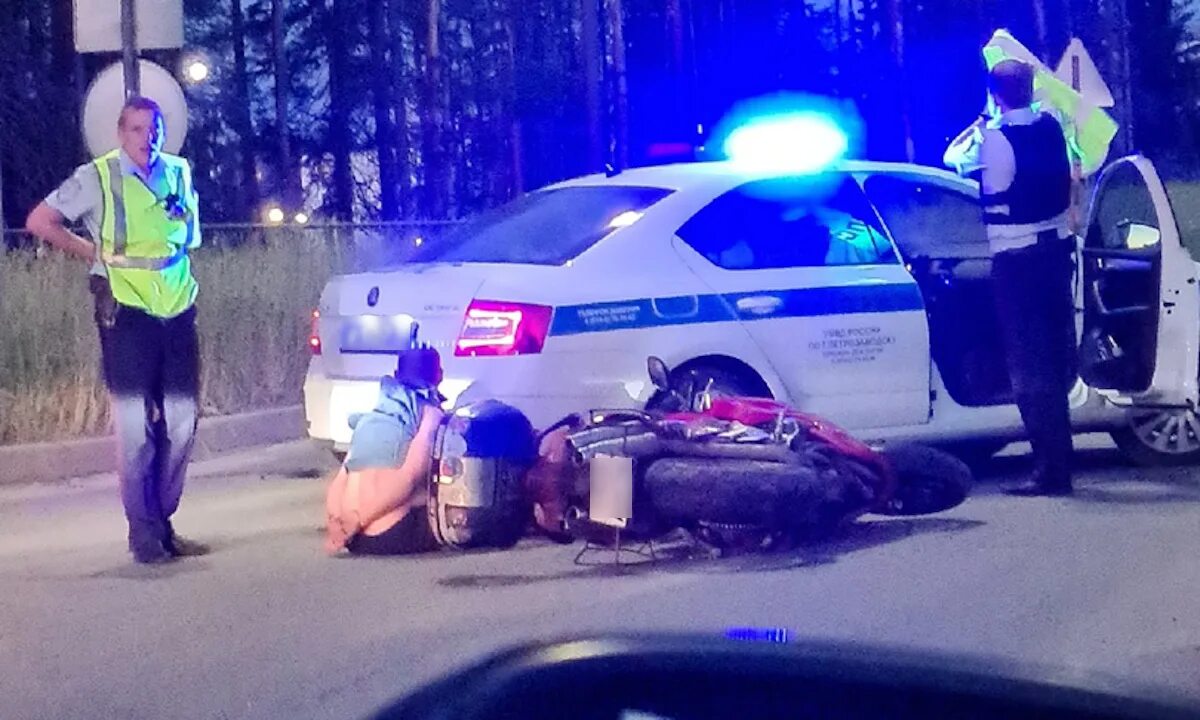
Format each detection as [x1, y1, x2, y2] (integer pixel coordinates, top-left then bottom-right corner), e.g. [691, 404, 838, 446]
[1079, 155, 1199, 409]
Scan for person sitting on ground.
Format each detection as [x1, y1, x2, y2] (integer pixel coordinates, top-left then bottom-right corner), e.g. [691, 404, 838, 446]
[324, 348, 445, 556]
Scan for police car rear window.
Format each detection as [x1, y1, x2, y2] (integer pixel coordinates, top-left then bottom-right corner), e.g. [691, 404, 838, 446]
[406, 186, 674, 266]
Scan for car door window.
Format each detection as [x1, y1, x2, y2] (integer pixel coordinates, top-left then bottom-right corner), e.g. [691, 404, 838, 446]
[1090, 161, 1160, 251]
[677, 176, 897, 270]
[865, 175, 989, 259]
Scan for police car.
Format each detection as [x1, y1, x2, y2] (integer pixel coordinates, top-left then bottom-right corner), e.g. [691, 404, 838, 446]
[304, 117, 1200, 467]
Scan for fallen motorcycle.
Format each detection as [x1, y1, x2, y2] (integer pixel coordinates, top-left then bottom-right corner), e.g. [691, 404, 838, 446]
[525, 357, 973, 552]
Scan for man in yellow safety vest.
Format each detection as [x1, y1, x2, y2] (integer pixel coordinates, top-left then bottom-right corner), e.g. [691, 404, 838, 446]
[26, 96, 208, 564]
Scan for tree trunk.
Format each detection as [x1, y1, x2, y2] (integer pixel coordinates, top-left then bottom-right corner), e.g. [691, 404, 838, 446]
[272, 0, 297, 210]
[882, 0, 914, 161]
[665, 0, 684, 73]
[50, 0, 79, 163]
[327, 0, 355, 221]
[230, 0, 260, 222]
[50, 0, 73, 83]
[1031, 0, 1049, 61]
[1109, 0, 1135, 154]
[579, 0, 604, 172]
[665, 0, 688, 141]
[422, 0, 447, 219]
[604, 0, 630, 171]
[501, 6, 523, 196]
[370, 0, 399, 221]
[388, 0, 413, 217]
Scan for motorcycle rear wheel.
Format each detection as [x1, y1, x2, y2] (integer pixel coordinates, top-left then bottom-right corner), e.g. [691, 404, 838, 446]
[642, 456, 874, 538]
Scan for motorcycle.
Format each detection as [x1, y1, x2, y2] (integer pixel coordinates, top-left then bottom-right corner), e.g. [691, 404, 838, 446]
[524, 357, 973, 553]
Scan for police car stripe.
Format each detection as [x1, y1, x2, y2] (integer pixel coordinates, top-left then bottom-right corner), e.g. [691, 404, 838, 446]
[548, 283, 923, 336]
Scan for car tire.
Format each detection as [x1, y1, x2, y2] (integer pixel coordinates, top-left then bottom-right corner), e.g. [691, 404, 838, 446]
[642, 456, 875, 538]
[876, 443, 973, 516]
[1111, 406, 1200, 467]
[937, 439, 1008, 470]
[657, 362, 769, 409]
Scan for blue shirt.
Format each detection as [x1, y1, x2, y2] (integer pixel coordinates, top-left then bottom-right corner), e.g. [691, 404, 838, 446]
[344, 376, 431, 472]
[44, 150, 201, 276]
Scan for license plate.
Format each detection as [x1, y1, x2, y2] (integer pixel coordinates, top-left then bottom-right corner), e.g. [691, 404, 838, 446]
[339, 315, 416, 354]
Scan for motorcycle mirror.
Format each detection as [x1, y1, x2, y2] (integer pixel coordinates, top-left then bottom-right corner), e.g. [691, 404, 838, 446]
[647, 357, 671, 391]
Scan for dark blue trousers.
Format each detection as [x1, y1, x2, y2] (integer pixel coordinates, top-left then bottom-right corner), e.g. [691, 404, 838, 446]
[992, 231, 1077, 488]
[99, 305, 200, 558]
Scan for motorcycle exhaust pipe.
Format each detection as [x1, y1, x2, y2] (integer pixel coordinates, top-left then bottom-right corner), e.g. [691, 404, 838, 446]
[657, 440, 800, 465]
[567, 429, 663, 463]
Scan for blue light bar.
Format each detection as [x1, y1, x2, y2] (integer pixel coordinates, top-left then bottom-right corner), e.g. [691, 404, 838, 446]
[723, 112, 849, 174]
[725, 626, 791, 643]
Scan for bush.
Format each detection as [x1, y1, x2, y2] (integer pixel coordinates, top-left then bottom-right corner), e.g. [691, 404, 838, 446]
[0, 231, 346, 445]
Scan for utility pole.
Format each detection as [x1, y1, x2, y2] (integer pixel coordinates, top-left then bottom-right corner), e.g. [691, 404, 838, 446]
[121, 0, 139, 97]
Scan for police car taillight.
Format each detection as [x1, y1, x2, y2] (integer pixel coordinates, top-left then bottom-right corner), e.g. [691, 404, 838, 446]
[308, 309, 322, 355]
[454, 300, 552, 357]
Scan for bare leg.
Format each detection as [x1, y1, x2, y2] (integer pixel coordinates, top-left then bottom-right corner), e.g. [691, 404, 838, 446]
[324, 466, 353, 554]
[352, 405, 443, 530]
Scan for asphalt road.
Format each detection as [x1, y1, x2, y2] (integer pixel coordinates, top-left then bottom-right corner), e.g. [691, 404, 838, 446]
[3, 437, 1200, 720]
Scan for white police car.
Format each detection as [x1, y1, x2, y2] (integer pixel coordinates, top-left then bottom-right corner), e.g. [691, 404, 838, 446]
[304, 123, 1200, 467]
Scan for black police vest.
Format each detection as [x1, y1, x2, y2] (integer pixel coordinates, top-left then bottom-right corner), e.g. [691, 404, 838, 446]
[980, 114, 1071, 226]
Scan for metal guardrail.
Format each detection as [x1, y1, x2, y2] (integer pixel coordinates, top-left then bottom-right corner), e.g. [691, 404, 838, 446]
[3, 219, 464, 254]
[4, 219, 459, 238]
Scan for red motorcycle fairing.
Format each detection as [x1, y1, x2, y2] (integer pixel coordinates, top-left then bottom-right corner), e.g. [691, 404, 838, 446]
[664, 396, 897, 509]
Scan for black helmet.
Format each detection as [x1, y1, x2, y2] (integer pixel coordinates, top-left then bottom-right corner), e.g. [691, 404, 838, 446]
[394, 345, 443, 390]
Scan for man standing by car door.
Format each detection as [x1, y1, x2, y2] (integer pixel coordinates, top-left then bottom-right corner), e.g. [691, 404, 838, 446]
[944, 59, 1076, 496]
[25, 96, 210, 562]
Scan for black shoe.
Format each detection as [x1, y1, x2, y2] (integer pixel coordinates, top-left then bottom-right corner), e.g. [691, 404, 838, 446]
[1003, 479, 1073, 497]
[133, 546, 176, 565]
[167, 534, 212, 557]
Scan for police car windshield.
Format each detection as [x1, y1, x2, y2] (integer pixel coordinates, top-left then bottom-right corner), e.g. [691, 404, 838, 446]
[407, 186, 673, 266]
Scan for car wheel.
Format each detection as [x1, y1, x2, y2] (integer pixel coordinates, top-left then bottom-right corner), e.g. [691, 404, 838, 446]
[937, 439, 1009, 470]
[1111, 407, 1200, 467]
[678, 363, 769, 407]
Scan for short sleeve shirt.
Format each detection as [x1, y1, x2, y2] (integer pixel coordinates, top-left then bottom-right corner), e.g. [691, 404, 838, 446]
[43, 151, 202, 276]
[44, 163, 106, 275]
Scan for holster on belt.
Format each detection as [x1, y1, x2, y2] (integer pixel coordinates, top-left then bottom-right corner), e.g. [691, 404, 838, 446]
[89, 275, 117, 329]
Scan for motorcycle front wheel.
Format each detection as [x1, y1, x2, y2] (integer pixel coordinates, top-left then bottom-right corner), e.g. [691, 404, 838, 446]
[875, 444, 973, 516]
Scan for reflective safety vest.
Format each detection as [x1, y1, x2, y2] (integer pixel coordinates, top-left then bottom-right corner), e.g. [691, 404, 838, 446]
[981, 114, 1072, 227]
[94, 150, 198, 318]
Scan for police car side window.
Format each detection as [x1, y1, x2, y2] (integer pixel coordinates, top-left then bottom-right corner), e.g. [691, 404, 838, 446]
[677, 177, 897, 270]
[864, 176, 989, 259]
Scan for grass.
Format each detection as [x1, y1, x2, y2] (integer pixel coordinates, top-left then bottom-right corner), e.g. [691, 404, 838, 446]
[0, 230, 348, 445]
[1166, 181, 1200, 260]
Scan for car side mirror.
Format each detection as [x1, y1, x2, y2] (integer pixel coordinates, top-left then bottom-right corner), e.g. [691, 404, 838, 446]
[1121, 222, 1160, 250]
[647, 357, 671, 392]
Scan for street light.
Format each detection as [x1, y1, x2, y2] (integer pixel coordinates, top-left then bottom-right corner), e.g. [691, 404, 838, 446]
[265, 206, 284, 224]
[184, 59, 210, 83]
[294, 212, 310, 225]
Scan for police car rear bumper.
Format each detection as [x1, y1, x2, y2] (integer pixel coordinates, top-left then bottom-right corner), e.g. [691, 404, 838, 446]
[303, 356, 633, 447]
